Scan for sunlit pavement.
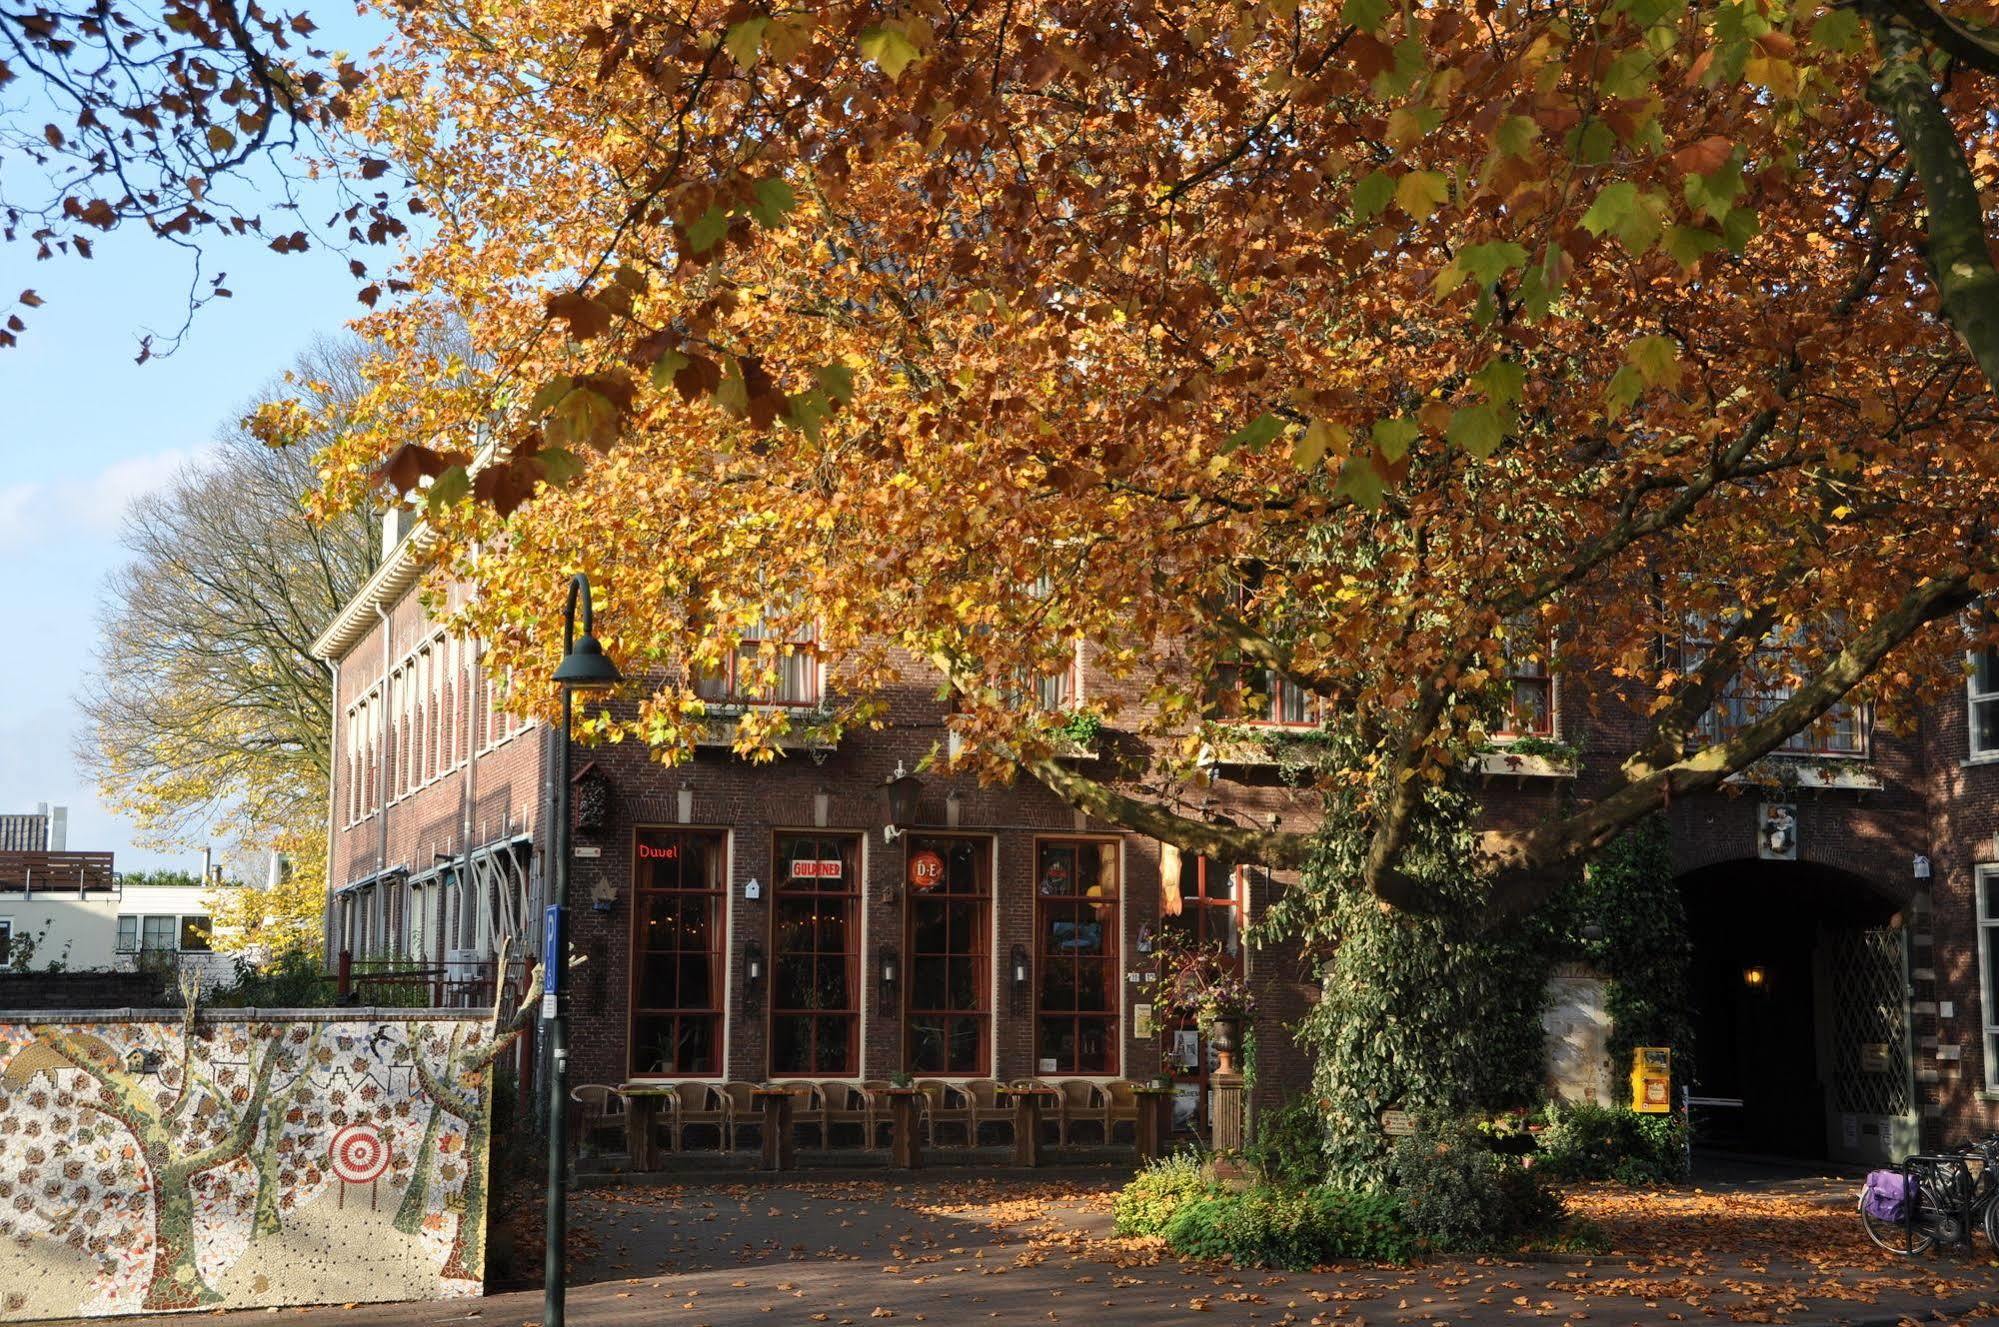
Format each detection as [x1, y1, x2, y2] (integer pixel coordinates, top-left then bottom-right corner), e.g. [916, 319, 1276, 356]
[36, 1169, 1999, 1327]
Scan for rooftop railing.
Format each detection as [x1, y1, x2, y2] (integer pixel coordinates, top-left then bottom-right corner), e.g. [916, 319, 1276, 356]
[0, 851, 118, 895]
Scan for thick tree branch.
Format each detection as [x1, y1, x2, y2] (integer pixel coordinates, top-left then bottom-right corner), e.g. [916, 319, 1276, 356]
[1868, 0, 1999, 73]
[1023, 754, 1314, 868]
[1867, 9, 1999, 389]
[1464, 567, 1982, 917]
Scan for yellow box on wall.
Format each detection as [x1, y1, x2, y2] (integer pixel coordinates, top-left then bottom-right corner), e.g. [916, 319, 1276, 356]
[1631, 1045, 1672, 1114]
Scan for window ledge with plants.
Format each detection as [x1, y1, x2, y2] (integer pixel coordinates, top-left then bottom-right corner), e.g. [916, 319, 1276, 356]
[1476, 737, 1580, 779]
[1724, 754, 1883, 791]
[1200, 724, 1333, 768]
[946, 712, 1104, 763]
[693, 703, 842, 753]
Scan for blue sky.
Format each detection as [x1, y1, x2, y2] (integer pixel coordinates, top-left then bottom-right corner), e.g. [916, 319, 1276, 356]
[0, 6, 388, 872]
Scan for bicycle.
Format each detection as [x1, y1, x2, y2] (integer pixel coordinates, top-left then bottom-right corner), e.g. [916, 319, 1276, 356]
[1859, 1136, 1999, 1256]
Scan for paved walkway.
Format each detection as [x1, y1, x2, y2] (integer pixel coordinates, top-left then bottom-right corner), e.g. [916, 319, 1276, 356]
[36, 1170, 1999, 1327]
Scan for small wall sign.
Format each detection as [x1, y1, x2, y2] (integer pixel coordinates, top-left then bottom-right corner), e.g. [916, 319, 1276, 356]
[1134, 1003, 1154, 1038]
[574, 845, 603, 859]
[1379, 1109, 1417, 1137]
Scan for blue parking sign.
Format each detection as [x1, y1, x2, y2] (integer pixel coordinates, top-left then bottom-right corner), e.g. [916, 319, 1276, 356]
[543, 905, 563, 993]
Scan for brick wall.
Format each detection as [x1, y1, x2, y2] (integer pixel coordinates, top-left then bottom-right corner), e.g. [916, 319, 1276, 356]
[319, 565, 1999, 1150]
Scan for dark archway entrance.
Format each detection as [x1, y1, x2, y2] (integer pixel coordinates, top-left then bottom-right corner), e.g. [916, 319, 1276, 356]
[1679, 860, 1915, 1164]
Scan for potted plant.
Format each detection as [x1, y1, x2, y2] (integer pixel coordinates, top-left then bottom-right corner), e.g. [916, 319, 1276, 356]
[1144, 930, 1258, 1074]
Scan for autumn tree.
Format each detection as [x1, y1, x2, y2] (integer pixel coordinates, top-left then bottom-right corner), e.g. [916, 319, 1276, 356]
[300, 0, 1999, 920]
[78, 337, 382, 961]
[1, 0, 407, 355]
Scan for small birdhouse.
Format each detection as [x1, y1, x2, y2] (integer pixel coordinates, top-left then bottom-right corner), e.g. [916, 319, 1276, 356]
[571, 761, 613, 833]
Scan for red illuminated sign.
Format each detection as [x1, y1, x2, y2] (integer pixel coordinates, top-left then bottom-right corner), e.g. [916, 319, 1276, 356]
[789, 859, 843, 879]
[637, 841, 681, 860]
[908, 850, 946, 891]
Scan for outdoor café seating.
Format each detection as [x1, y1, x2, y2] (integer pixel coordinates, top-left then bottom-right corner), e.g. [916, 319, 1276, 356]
[588, 1077, 1151, 1164]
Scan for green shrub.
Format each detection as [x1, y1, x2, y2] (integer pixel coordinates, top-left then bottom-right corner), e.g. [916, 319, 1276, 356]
[1162, 1187, 1414, 1269]
[1245, 1099, 1329, 1190]
[209, 952, 340, 1007]
[1386, 1121, 1562, 1255]
[1535, 1103, 1689, 1185]
[1113, 1151, 1217, 1238]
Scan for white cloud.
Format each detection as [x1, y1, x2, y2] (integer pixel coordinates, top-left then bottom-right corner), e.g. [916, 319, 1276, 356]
[0, 444, 216, 554]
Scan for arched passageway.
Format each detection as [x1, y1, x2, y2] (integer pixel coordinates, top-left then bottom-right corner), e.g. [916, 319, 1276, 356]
[1678, 859, 1915, 1164]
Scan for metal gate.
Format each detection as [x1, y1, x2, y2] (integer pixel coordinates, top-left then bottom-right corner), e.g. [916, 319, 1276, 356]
[1827, 926, 1916, 1162]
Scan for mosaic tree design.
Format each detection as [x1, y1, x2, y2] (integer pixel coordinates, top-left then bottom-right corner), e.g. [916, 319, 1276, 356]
[0, 1020, 297, 1311]
[0, 993, 535, 1321]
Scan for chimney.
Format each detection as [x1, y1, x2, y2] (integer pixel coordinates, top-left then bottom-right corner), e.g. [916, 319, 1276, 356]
[382, 504, 414, 559]
[48, 805, 66, 851]
[202, 845, 212, 883]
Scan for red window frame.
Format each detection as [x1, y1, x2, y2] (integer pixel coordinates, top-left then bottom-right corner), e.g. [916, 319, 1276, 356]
[768, 833, 861, 1077]
[630, 828, 728, 1078]
[1033, 838, 1121, 1076]
[697, 624, 823, 707]
[1495, 638, 1555, 738]
[904, 834, 992, 1074]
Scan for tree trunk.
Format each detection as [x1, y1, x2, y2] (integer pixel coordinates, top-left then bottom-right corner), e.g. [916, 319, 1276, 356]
[392, 1092, 445, 1236]
[142, 1183, 222, 1311]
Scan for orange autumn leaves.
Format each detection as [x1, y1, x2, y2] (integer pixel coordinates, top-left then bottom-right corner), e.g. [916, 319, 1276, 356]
[292, 2, 1997, 882]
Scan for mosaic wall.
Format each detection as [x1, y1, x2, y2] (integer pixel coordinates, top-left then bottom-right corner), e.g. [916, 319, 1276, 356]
[0, 1011, 501, 1320]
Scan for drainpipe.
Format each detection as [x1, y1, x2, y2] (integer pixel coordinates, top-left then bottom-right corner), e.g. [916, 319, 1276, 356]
[322, 657, 341, 973]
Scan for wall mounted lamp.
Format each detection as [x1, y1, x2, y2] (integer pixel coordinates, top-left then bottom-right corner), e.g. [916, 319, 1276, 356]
[882, 761, 923, 842]
[1010, 943, 1031, 1017]
[878, 943, 901, 1017]
[1742, 965, 1767, 989]
[744, 939, 765, 1013]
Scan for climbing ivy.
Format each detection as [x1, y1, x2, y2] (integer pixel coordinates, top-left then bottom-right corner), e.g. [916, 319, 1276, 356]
[1550, 816, 1695, 1103]
[1259, 731, 1556, 1186]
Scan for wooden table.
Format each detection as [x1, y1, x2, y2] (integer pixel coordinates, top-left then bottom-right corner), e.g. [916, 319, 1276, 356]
[622, 1086, 675, 1172]
[752, 1088, 796, 1171]
[1132, 1086, 1175, 1162]
[997, 1085, 1062, 1167]
[880, 1088, 925, 1169]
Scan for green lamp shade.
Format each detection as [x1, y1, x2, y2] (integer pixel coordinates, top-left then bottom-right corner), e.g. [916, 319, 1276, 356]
[554, 633, 623, 689]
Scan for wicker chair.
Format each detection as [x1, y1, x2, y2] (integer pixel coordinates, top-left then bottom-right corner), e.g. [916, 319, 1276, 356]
[1057, 1080, 1110, 1147]
[860, 1080, 896, 1149]
[916, 1079, 970, 1145]
[961, 1079, 1013, 1145]
[718, 1081, 761, 1151]
[568, 1084, 628, 1157]
[670, 1082, 729, 1151]
[1103, 1079, 1141, 1144]
[776, 1080, 830, 1148]
[824, 1082, 875, 1148]
[1026, 1079, 1069, 1147]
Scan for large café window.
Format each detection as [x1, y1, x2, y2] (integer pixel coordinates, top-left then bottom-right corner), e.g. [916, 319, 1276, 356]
[770, 833, 860, 1076]
[1036, 839, 1121, 1075]
[906, 835, 992, 1074]
[631, 829, 726, 1077]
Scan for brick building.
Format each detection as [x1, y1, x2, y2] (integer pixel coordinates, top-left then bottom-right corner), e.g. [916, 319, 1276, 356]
[313, 517, 1998, 1163]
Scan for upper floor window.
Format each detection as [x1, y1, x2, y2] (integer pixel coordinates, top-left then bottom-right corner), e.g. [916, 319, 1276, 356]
[1683, 618, 1867, 757]
[698, 621, 822, 707]
[1496, 636, 1554, 738]
[1208, 663, 1319, 727]
[1971, 648, 1999, 760]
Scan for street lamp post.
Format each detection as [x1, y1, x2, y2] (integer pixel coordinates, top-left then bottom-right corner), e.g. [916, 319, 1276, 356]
[547, 573, 621, 1327]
